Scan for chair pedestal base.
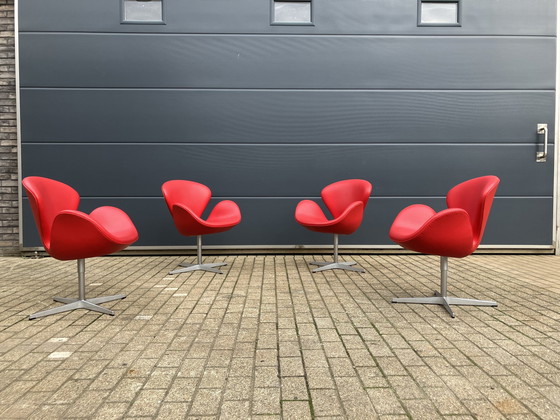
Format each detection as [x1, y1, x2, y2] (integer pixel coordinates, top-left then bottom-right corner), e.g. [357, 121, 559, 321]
[392, 292, 497, 319]
[310, 261, 364, 273]
[309, 234, 365, 273]
[392, 256, 497, 318]
[170, 236, 229, 275]
[29, 259, 126, 320]
[30, 294, 125, 320]
[170, 262, 227, 275]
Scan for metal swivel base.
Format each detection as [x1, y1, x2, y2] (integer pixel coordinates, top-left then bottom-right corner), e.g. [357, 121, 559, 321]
[392, 256, 497, 318]
[169, 235, 228, 275]
[29, 294, 126, 320]
[170, 262, 227, 275]
[310, 261, 364, 273]
[392, 292, 497, 319]
[29, 259, 126, 320]
[308, 234, 365, 273]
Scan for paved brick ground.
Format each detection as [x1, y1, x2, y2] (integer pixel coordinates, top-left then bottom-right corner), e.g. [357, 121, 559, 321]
[1, 254, 560, 419]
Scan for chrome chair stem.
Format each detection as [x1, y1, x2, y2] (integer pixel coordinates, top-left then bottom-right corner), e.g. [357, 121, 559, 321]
[170, 235, 228, 274]
[309, 234, 365, 273]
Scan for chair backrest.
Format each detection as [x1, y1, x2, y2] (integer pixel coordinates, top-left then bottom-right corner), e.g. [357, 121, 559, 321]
[22, 176, 80, 249]
[446, 175, 500, 247]
[321, 179, 372, 218]
[161, 180, 212, 217]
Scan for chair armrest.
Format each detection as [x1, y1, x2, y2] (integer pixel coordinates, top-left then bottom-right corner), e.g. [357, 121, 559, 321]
[89, 206, 139, 244]
[207, 200, 242, 227]
[171, 203, 205, 236]
[328, 201, 365, 235]
[295, 200, 329, 226]
[389, 204, 436, 242]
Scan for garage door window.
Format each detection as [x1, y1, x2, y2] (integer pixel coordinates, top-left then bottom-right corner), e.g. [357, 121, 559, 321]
[122, 0, 164, 24]
[272, 0, 312, 25]
[418, 0, 461, 26]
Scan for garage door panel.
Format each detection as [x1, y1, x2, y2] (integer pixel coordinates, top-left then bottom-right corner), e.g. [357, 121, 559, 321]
[22, 144, 554, 197]
[21, 89, 555, 144]
[20, 34, 555, 89]
[19, 0, 556, 36]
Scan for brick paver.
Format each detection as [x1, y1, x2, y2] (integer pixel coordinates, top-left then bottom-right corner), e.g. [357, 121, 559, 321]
[1, 254, 560, 419]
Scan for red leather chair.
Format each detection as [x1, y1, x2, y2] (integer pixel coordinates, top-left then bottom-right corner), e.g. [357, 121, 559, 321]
[389, 175, 500, 318]
[23, 176, 138, 320]
[162, 180, 241, 274]
[295, 179, 372, 272]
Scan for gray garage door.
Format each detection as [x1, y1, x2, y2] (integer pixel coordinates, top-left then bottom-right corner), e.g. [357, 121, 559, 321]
[19, 0, 557, 249]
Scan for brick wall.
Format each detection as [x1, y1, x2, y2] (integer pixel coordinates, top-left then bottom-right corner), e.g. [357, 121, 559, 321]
[0, 0, 18, 256]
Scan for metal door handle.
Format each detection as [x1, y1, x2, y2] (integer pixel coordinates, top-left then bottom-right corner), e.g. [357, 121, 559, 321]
[536, 123, 548, 162]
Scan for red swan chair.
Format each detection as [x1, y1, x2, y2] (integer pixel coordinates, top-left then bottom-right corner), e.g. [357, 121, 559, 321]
[162, 180, 241, 274]
[389, 175, 500, 318]
[295, 179, 372, 272]
[23, 176, 139, 320]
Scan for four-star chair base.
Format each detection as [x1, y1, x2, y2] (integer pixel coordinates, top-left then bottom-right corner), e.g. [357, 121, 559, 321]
[307, 234, 365, 273]
[29, 259, 126, 320]
[392, 294, 498, 319]
[392, 256, 497, 318]
[310, 261, 363, 273]
[170, 262, 227, 275]
[30, 295, 125, 320]
[169, 235, 228, 275]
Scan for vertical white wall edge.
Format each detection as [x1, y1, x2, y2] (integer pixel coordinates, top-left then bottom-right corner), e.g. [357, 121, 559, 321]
[15, 0, 23, 249]
[554, 1, 560, 255]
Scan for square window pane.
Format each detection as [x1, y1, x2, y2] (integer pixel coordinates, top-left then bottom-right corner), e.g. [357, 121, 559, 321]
[124, 0, 163, 22]
[274, 2, 311, 24]
[421, 2, 458, 24]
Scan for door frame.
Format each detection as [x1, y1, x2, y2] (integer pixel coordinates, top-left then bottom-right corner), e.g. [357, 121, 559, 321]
[13, 0, 560, 253]
[15, 0, 23, 251]
[554, 5, 560, 254]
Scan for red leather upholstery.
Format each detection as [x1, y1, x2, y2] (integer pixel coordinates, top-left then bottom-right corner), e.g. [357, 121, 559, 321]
[389, 176, 500, 258]
[23, 176, 139, 260]
[162, 180, 241, 236]
[295, 179, 372, 235]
